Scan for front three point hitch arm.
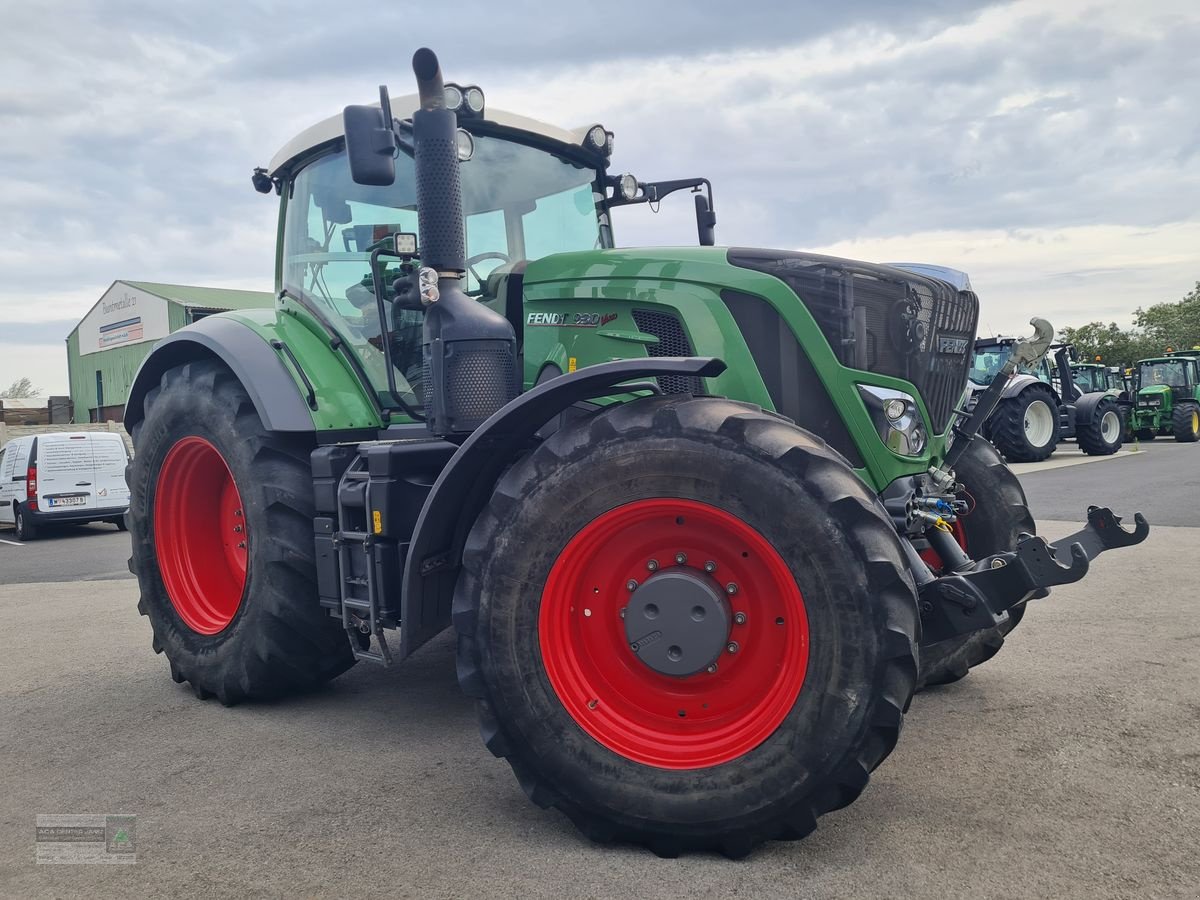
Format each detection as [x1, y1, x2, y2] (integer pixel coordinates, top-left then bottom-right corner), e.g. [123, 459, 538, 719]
[919, 506, 1150, 645]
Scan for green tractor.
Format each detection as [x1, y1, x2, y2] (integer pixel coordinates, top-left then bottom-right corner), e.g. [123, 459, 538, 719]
[1128, 349, 1200, 442]
[967, 339, 1124, 461]
[123, 49, 1149, 856]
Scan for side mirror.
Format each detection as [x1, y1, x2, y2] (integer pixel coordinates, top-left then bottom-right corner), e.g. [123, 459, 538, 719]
[343, 87, 398, 186]
[695, 193, 716, 246]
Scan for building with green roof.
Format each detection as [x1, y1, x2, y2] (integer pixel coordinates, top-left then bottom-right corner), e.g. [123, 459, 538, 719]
[66, 280, 274, 422]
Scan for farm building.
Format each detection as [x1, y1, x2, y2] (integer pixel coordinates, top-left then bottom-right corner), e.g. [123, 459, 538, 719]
[66, 281, 273, 422]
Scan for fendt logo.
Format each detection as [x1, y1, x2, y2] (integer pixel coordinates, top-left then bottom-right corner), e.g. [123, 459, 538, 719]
[937, 336, 970, 355]
[526, 312, 618, 328]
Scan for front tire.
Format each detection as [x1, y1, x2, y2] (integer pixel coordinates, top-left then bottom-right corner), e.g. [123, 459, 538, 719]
[454, 396, 919, 857]
[1076, 397, 1123, 455]
[1172, 402, 1200, 442]
[989, 385, 1060, 462]
[126, 359, 353, 704]
[917, 436, 1036, 689]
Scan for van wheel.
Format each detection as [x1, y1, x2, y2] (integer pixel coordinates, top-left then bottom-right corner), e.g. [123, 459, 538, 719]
[114, 517, 129, 532]
[14, 505, 37, 541]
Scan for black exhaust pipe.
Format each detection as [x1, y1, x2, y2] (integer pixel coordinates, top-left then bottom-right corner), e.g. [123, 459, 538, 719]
[410, 48, 519, 437]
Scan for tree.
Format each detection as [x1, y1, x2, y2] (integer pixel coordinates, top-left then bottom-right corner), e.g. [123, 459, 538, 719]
[0, 377, 38, 399]
[1134, 281, 1200, 354]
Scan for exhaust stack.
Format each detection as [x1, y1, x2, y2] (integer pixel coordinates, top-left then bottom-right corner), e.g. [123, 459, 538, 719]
[410, 48, 519, 437]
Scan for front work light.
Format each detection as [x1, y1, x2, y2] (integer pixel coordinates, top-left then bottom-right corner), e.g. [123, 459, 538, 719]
[443, 84, 464, 111]
[858, 385, 928, 456]
[619, 173, 639, 201]
[455, 128, 475, 161]
[585, 124, 609, 155]
[464, 86, 485, 114]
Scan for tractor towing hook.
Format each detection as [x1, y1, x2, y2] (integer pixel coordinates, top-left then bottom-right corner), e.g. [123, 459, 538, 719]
[916, 506, 1150, 644]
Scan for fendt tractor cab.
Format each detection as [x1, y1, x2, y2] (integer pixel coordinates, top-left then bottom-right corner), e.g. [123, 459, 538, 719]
[967, 338, 1124, 460]
[122, 49, 1148, 856]
[1128, 348, 1200, 442]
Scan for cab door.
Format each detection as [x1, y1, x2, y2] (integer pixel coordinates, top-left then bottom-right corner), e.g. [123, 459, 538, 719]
[36, 434, 99, 513]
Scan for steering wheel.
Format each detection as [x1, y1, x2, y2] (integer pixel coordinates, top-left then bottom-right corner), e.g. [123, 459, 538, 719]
[465, 251, 512, 286]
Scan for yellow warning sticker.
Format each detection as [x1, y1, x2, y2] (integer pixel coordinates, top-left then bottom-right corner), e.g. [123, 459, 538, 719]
[372, 510, 382, 534]
[568, 357, 578, 373]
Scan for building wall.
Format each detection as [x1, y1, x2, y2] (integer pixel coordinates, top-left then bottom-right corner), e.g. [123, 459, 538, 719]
[67, 332, 158, 424]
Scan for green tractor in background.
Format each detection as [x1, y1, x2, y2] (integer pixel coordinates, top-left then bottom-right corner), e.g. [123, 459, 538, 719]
[1128, 349, 1200, 442]
[122, 49, 1148, 856]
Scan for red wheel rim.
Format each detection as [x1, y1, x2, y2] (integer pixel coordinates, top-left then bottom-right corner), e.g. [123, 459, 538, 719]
[154, 437, 247, 635]
[538, 498, 809, 769]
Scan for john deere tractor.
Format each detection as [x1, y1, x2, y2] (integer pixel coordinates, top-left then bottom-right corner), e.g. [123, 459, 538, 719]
[1128, 349, 1200, 441]
[123, 49, 1148, 856]
[968, 339, 1124, 460]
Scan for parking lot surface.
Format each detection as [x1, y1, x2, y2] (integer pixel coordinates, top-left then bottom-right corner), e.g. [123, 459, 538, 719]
[1, 441, 1196, 898]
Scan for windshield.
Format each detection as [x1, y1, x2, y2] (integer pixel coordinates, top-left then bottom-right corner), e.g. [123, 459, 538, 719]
[1071, 366, 1106, 394]
[282, 136, 607, 408]
[1139, 360, 1188, 388]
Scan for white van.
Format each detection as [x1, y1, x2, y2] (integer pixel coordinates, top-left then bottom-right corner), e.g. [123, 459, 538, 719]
[0, 432, 131, 540]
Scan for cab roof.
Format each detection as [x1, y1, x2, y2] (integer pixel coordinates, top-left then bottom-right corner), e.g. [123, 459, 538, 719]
[268, 95, 596, 177]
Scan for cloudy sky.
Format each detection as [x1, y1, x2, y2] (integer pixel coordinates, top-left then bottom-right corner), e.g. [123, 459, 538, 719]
[2, 0, 1197, 395]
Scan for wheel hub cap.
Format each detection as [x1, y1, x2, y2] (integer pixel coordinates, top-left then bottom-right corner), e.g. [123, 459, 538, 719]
[624, 571, 731, 676]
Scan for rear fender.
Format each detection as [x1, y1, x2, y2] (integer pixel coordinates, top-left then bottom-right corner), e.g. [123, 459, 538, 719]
[1001, 373, 1042, 400]
[399, 356, 727, 657]
[124, 311, 382, 434]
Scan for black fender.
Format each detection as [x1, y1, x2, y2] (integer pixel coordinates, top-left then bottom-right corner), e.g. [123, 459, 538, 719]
[1072, 390, 1116, 423]
[1000, 373, 1042, 400]
[124, 316, 315, 433]
[399, 356, 727, 657]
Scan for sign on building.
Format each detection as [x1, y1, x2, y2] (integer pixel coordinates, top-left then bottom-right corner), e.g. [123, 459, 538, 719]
[76, 284, 171, 356]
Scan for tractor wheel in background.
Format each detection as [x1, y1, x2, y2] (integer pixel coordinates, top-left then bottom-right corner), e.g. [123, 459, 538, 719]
[126, 359, 353, 704]
[988, 384, 1060, 463]
[454, 395, 919, 857]
[1136, 428, 1157, 441]
[14, 504, 37, 541]
[1076, 397, 1124, 455]
[916, 435, 1036, 690]
[1172, 402, 1200, 442]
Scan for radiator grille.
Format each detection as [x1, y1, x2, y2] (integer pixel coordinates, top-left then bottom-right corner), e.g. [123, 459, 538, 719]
[631, 310, 702, 395]
[728, 249, 978, 432]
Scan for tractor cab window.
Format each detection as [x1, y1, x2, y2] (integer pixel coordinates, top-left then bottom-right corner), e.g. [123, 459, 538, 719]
[283, 137, 606, 409]
[1072, 367, 1105, 394]
[969, 344, 1040, 385]
[1140, 360, 1187, 388]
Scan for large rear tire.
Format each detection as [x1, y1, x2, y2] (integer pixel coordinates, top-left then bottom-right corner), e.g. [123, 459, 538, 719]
[1172, 402, 1200, 442]
[454, 395, 919, 857]
[1076, 397, 1123, 455]
[989, 385, 1060, 462]
[126, 360, 353, 704]
[916, 436, 1036, 689]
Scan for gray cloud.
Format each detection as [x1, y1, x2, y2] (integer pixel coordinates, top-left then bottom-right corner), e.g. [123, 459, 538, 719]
[1, 0, 1197, 395]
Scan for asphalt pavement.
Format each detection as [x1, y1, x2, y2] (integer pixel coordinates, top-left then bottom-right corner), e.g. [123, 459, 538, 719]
[1, 439, 1197, 898]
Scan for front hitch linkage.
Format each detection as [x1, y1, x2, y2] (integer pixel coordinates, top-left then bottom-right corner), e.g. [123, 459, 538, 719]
[919, 506, 1150, 644]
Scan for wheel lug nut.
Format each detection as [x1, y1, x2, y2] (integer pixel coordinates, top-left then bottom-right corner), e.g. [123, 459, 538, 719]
[675, 552, 687, 565]
[646, 559, 659, 571]
[725, 583, 738, 595]
[734, 612, 747, 625]
[704, 560, 717, 573]
[726, 641, 739, 654]
[619, 607, 627, 618]
[626, 579, 638, 591]
[706, 663, 718, 674]
[234, 525, 243, 533]
[237, 541, 246, 549]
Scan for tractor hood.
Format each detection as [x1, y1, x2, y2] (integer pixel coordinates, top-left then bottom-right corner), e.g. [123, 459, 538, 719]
[521, 246, 979, 435]
[1138, 384, 1172, 398]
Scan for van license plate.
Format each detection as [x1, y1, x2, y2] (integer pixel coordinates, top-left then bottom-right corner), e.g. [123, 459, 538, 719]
[49, 496, 86, 508]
